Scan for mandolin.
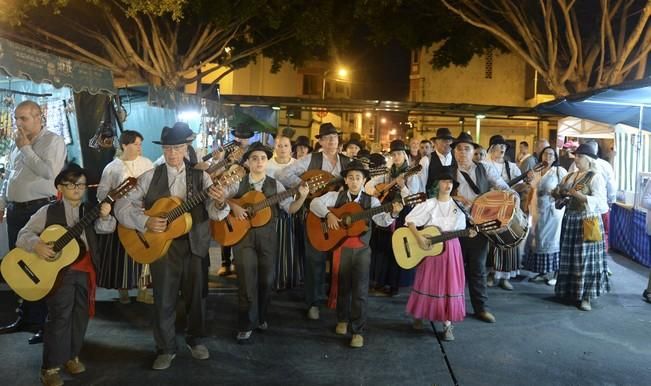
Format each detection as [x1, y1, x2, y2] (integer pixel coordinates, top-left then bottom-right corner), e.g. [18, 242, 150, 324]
[373, 165, 423, 201]
[306, 193, 426, 252]
[1, 178, 138, 301]
[118, 166, 246, 264]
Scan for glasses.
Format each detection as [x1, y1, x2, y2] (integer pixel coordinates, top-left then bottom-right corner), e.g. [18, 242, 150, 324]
[62, 182, 87, 190]
[162, 144, 187, 153]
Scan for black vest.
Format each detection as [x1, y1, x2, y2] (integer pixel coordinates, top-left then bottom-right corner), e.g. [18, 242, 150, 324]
[426, 153, 457, 195]
[308, 152, 351, 175]
[334, 190, 373, 244]
[45, 201, 99, 268]
[234, 175, 280, 219]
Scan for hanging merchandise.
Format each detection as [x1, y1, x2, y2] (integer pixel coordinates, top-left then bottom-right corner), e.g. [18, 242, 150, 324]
[0, 94, 14, 156]
[42, 99, 72, 145]
[89, 96, 123, 150]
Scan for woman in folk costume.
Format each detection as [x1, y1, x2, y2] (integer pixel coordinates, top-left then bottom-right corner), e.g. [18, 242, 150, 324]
[405, 168, 470, 341]
[367, 140, 420, 296]
[265, 133, 301, 290]
[310, 160, 402, 348]
[484, 135, 525, 291]
[552, 144, 609, 311]
[523, 146, 567, 286]
[96, 130, 154, 304]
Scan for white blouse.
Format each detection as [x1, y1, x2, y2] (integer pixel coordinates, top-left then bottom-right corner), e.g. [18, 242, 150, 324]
[97, 156, 154, 201]
[266, 156, 296, 181]
[405, 198, 466, 232]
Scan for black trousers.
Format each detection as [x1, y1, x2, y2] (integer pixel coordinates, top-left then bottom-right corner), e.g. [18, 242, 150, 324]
[337, 246, 371, 334]
[42, 270, 89, 369]
[150, 239, 206, 354]
[459, 233, 490, 313]
[6, 201, 49, 326]
[232, 225, 276, 331]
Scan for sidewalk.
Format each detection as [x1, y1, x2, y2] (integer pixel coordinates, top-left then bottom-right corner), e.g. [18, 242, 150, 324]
[0, 252, 649, 385]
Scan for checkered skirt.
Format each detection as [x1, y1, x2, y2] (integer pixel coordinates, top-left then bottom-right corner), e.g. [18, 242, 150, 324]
[555, 212, 610, 301]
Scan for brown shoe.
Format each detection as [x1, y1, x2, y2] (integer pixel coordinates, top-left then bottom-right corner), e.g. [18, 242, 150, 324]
[40, 368, 63, 386]
[64, 357, 86, 374]
[476, 311, 496, 323]
[350, 334, 364, 348]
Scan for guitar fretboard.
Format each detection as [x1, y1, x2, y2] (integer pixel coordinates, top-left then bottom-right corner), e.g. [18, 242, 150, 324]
[52, 196, 116, 252]
[426, 229, 470, 244]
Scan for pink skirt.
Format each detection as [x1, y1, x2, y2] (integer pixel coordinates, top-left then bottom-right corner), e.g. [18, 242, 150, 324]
[405, 239, 466, 322]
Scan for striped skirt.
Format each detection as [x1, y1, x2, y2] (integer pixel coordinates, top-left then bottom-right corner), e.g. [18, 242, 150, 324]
[555, 212, 610, 301]
[274, 210, 303, 290]
[523, 251, 559, 274]
[489, 244, 520, 280]
[97, 231, 148, 289]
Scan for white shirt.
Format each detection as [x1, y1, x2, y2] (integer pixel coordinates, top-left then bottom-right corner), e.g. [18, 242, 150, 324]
[97, 156, 154, 201]
[406, 198, 466, 232]
[265, 157, 296, 181]
[568, 158, 616, 209]
[455, 161, 513, 203]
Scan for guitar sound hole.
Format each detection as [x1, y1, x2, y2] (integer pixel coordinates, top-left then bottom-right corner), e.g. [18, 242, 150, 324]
[18, 260, 40, 284]
[403, 237, 411, 258]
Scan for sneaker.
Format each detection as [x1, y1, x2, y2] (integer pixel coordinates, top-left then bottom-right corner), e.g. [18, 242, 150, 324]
[499, 279, 513, 291]
[236, 330, 253, 344]
[643, 289, 651, 303]
[579, 299, 592, 311]
[476, 311, 496, 323]
[350, 334, 364, 348]
[307, 306, 320, 320]
[152, 353, 176, 370]
[40, 368, 63, 386]
[64, 357, 86, 374]
[257, 321, 268, 331]
[412, 319, 424, 330]
[118, 289, 131, 304]
[441, 325, 455, 341]
[486, 274, 495, 287]
[546, 278, 557, 286]
[186, 344, 210, 360]
[335, 322, 347, 335]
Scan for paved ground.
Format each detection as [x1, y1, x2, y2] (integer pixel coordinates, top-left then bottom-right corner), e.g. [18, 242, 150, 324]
[0, 251, 650, 386]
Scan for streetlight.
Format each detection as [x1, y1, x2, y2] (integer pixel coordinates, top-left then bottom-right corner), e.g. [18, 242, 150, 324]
[380, 117, 387, 124]
[322, 66, 349, 100]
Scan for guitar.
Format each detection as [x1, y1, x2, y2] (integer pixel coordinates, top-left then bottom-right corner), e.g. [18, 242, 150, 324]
[118, 165, 246, 264]
[301, 167, 388, 199]
[392, 221, 501, 269]
[306, 193, 426, 252]
[373, 165, 423, 201]
[507, 162, 546, 187]
[553, 183, 585, 210]
[211, 175, 329, 246]
[0, 178, 138, 301]
[201, 141, 240, 162]
[206, 147, 243, 180]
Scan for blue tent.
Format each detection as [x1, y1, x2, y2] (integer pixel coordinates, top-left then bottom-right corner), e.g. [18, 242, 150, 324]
[536, 78, 651, 132]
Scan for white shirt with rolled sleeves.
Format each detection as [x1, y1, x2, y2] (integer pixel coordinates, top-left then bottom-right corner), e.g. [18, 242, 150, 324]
[309, 190, 396, 228]
[16, 198, 116, 252]
[0, 129, 66, 210]
[97, 156, 154, 201]
[114, 163, 223, 233]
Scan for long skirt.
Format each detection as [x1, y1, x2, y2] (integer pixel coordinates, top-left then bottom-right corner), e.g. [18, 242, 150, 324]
[274, 211, 302, 290]
[523, 251, 559, 274]
[97, 231, 147, 289]
[405, 239, 466, 322]
[489, 244, 520, 280]
[555, 212, 610, 301]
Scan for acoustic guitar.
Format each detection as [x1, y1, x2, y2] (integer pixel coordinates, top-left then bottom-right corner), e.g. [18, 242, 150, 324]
[392, 220, 501, 269]
[507, 161, 546, 187]
[306, 193, 426, 252]
[301, 167, 388, 199]
[373, 165, 423, 201]
[211, 175, 329, 246]
[201, 141, 240, 162]
[118, 165, 246, 264]
[206, 147, 243, 180]
[0, 178, 138, 301]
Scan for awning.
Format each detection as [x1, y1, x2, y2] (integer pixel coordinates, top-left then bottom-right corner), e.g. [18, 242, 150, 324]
[536, 78, 651, 131]
[0, 37, 115, 95]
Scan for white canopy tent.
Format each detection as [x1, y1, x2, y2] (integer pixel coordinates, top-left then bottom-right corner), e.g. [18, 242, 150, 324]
[557, 116, 640, 138]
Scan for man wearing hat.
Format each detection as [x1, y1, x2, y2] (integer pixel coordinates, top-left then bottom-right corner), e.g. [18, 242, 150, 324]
[419, 128, 457, 198]
[293, 136, 313, 159]
[450, 132, 515, 324]
[277, 122, 352, 320]
[0, 100, 66, 344]
[115, 124, 228, 370]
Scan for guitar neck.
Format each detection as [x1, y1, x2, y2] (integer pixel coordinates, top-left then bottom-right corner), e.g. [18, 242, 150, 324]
[250, 187, 298, 212]
[206, 157, 231, 175]
[508, 173, 527, 187]
[166, 189, 211, 223]
[380, 167, 421, 193]
[52, 200, 107, 252]
[202, 142, 237, 162]
[426, 229, 469, 244]
[348, 201, 393, 223]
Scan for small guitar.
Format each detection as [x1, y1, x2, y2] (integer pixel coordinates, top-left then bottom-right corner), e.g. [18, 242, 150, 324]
[0, 178, 138, 301]
[301, 167, 388, 199]
[392, 220, 501, 269]
[206, 147, 244, 180]
[118, 165, 246, 264]
[201, 141, 240, 162]
[373, 165, 423, 201]
[306, 193, 426, 252]
[507, 162, 546, 187]
[553, 183, 585, 210]
[211, 174, 329, 246]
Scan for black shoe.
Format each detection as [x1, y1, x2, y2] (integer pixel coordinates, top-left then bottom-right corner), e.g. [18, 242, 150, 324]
[28, 330, 43, 345]
[0, 318, 25, 334]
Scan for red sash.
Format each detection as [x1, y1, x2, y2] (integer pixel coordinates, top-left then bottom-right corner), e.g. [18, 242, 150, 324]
[327, 236, 365, 309]
[70, 251, 97, 317]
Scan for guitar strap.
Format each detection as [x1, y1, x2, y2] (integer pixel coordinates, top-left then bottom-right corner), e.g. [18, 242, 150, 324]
[452, 198, 474, 226]
[504, 162, 512, 181]
[459, 170, 481, 195]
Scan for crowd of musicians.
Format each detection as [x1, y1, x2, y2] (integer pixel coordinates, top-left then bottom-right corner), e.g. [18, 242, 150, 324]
[0, 100, 645, 386]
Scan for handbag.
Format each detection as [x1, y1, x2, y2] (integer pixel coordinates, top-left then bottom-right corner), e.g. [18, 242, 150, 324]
[582, 216, 602, 242]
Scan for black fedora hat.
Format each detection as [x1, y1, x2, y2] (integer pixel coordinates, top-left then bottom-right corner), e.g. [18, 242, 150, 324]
[153, 122, 195, 145]
[434, 127, 455, 140]
[293, 135, 313, 152]
[488, 134, 510, 150]
[368, 153, 387, 168]
[54, 162, 88, 187]
[344, 138, 363, 151]
[315, 122, 341, 139]
[451, 132, 479, 149]
[341, 159, 370, 179]
[389, 139, 407, 153]
[231, 123, 256, 139]
[433, 167, 460, 191]
[242, 141, 274, 161]
[574, 143, 598, 159]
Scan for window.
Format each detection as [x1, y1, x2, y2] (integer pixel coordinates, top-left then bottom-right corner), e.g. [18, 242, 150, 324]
[411, 49, 420, 64]
[335, 83, 345, 94]
[484, 50, 493, 79]
[302, 74, 319, 95]
[286, 107, 302, 120]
